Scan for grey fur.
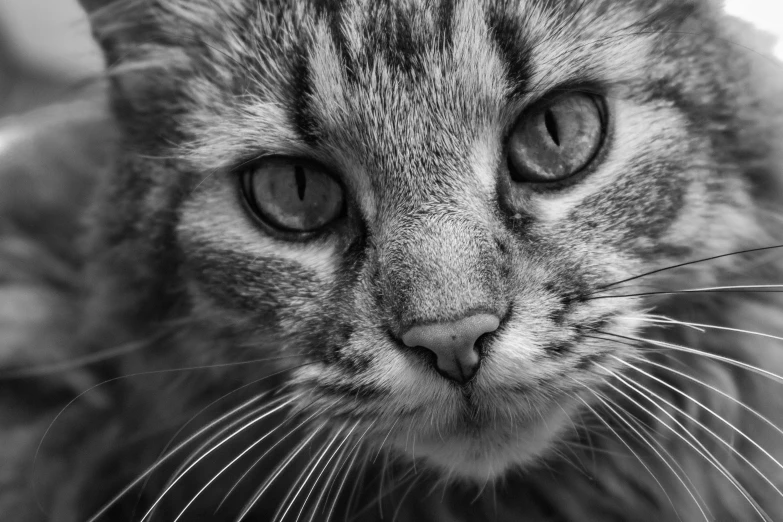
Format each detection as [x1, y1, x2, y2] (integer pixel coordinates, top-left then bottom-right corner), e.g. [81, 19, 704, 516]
[2, 0, 783, 520]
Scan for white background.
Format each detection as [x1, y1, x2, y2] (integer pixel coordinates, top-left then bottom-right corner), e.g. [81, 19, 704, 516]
[725, 0, 783, 56]
[0, 0, 781, 77]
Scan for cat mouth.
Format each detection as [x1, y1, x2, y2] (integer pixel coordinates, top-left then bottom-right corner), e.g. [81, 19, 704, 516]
[378, 392, 578, 480]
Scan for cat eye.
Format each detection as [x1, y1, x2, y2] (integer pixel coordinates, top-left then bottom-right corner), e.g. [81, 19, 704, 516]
[508, 93, 605, 183]
[241, 158, 344, 233]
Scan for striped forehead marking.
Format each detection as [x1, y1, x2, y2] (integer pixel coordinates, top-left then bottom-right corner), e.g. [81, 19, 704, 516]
[289, 0, 538, 144]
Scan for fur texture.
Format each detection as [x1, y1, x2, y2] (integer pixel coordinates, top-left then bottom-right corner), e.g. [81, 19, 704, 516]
[2, 0, 783, 520]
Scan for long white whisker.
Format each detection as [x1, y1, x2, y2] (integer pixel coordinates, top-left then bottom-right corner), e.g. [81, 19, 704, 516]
[171, 398, 306, 522]
[350, 465, 420, 522]
[134, 382, 298, 516]
[215, 402, 333, 513]
[163, 393, 294, 491]
[598, 365, 772, 521]
[637, 315, 783, 344]
[624, 353, 783, 451]
[585, 385, 712, 519]
[326, 442, 363, 522]
[610, 357, 783, 489]
[590, 285, 783, 299]
[344, 445, 372, 522]
[52, 363, 312, 521]
[377, 449, 389, 519]
[600, 332, 783, 385]
[308, 428, 355, 522]
[284, 423, 355, 522]
[574, 390, 691, 522]
[87, 391, 280, 522]
[607, 374, 769, 519]
[590, 244, 783, 293]
[273, 434, 338, 522]
[664, 284, 783, 292]
[236, 422, 329, 522]
[141, 397, 297, 521]
[324, 421, 375, 508]
[373, 417, 399, 463]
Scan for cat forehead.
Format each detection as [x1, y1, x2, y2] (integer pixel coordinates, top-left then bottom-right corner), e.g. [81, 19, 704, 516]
[174, 0, 702, 171]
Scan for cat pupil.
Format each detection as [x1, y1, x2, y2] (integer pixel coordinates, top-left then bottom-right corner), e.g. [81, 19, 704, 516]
[294, 165, 307, 201]
[544, 109, 560, 146]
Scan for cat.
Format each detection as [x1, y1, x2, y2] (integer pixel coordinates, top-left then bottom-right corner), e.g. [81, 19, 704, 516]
[3, 0, 783, 520]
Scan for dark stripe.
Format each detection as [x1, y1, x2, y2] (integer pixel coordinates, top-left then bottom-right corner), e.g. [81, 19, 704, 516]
[318, 320, 373, 375]
[387, 4, 421, 73]
[290, 44, 320, 145]
[546, 341, 573, 356]
[486, 3, 532, 98]
[437, 0, 456, 50]
[358, 3, 428, 75]
[312, 0, 344, 19]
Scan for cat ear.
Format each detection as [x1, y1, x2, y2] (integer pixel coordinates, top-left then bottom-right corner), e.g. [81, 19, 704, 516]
[76, 0, 141, 64]
[76, 0, 173, 73]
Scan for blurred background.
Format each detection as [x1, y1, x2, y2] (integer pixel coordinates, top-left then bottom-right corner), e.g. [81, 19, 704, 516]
[0, 0, 99, 118]
[0, 0, 780, 118]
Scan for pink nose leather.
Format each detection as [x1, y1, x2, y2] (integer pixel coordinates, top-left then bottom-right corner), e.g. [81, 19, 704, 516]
[401, 314, 500, 384]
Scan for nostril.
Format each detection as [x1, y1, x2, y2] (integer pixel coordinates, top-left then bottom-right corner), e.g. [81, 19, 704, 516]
[474, 331, 495, 356]
[401, 313, 500, 384]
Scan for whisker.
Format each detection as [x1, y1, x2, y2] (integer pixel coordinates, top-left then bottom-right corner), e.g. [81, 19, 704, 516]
[284, 422, 355, 522]
[391, 473, 420, 522]
[85, 367, 307, 522]
[133, 378, 301, 517]
[164, 397, 290, 492]
[272, 433, 337, 522]
[373, 417, 399, 463]
[602, 372, 769, 519]
[0, 338, 151, 379]
[573, 390, 691, 521]
[308, 427, 356, 522]
[326, 441, 363, 522]
[611, 356, 783, 487]
[344, 451, 371, 522]
[348, 460, 420, 522]
[320, 420, 377, 521]
[215, 402, 330, 512]
[39, 353, 311, 480]
[599, 365, 775, 520]
[140, 396, 299, 522]
[572, 407, 710, 516]
[636, 315, 783, 344]
[592, 330, 783, 386]
[589, 244, 783, 294]
[236, 422, 330, 522]
[589, 287, 783, 300]
[377, 448, 389, 519]
[170, 396, 312, 522]
[626, 353, 783, 446]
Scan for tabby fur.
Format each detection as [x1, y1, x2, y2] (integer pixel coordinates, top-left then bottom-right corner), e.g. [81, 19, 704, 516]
[3, 0, 783, 520]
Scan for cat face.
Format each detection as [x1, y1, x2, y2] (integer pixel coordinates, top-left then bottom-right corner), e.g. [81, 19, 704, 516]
[83, 0, 764, 479]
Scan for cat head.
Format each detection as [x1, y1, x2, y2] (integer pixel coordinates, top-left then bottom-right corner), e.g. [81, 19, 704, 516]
[79, 0, 782, 479]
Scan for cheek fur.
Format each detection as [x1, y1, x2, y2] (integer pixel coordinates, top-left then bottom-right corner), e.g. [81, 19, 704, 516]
[176, 172, 348, 349]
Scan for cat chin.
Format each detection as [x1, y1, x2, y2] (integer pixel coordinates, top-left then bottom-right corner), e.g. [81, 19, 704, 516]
[386, 404, 574, 482]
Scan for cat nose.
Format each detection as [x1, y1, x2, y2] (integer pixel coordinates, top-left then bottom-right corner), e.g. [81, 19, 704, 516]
[401, 313, 500, 384]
